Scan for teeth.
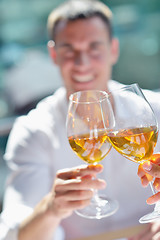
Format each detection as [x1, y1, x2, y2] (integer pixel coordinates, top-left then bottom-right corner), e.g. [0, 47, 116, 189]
[73, 74, 93, 83]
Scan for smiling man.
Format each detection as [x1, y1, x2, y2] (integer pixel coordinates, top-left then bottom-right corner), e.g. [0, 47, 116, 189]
[1, 1, 160, 240]
[47, 0, 119, 99]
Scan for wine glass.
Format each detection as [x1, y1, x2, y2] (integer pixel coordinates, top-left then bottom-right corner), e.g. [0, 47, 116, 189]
[66, 90, 119, 219]
[107, 83, 159, 223]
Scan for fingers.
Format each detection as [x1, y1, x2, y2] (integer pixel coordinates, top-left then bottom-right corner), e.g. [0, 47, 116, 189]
[50, 164, 106, 219]
[65, 199, 91, 210]
[56, 164, 103, 180]
[54, 177, 106, 192]
[54, 197, 92, 211]
[51, 177, 106, 218]
[150, 154, 160, 165]
[138, 154, 160, 179]
[140, 174, 152, 187]
[142, 161, 160, 178]
[56, 189, 94, 201]
[146, 192, 160, 205]
[137, 164, 153, 187]
[137, 154, 160, 191]
[153, 178, 160, 191]
[55, 189, 94, 210]
[138, 158, 160, 205]
[48, 191, 92, 219]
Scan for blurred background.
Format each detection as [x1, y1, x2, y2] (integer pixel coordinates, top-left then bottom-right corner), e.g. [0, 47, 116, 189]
[0, 0, 160, 210]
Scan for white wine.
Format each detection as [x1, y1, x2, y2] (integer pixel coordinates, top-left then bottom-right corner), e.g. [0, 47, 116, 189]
[68, 130, 111, 164]
[107, 126, 158, 163]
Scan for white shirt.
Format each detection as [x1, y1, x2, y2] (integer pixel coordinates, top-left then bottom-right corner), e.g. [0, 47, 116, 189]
[1, 80, 160, 240]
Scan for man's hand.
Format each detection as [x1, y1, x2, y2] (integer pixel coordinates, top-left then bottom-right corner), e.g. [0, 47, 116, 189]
[19, 164, 106, 240]
[49, 164, 106, 219]
[137, 154, 160, 204]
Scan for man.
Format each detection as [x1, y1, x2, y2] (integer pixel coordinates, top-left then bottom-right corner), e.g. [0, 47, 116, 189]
[1, 0, 160, 239]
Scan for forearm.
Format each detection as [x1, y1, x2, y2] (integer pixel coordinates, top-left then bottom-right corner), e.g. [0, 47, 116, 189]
[18, 194, 61, 240]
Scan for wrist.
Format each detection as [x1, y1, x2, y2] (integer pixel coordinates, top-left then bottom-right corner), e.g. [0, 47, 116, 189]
[36, 193, 62, 225]
[18, 194, 61, 240]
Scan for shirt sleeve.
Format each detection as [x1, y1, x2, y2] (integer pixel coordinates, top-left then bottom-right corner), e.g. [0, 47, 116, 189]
[0, 211, 64, 240]
[4, 114, 54, 207]
[0, 188, 65, 240]
[0, 222, 19, 240]
[0, 114, 65, 240]
[0, 202, 32, 240]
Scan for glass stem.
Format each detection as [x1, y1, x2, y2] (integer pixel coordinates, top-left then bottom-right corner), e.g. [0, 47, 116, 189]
[92, 189, 99, 203]
[149, 181, 156, 195]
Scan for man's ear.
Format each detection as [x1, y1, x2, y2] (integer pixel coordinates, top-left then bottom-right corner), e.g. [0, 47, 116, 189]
[111, 38, 119, 65]
[47, 40, 57, 64]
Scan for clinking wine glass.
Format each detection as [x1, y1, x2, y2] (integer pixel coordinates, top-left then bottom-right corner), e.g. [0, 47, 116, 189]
[66, 90, 119, 219]
[107, 83, 159, 223]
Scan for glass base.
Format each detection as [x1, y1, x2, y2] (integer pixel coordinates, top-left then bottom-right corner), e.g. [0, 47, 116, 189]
[139, 210, 160, 223]
[75, 195, 119, 219]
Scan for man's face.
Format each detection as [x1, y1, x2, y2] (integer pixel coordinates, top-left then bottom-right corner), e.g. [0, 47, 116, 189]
[51, 16, 119, 98]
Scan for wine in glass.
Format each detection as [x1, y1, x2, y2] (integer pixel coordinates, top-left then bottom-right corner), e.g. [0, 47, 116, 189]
[66, 90, 119, 219]
[107, 83, 159, 223]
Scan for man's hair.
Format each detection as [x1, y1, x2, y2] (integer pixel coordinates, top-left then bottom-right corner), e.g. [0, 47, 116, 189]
[47, 0, 113, 41]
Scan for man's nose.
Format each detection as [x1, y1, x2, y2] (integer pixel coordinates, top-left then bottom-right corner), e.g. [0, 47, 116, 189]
[74, 52, 91, 66]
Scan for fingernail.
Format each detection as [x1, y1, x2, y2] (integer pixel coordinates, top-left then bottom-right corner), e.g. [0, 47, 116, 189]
[88, 164, 103, 171]
[95, 164, 103, 171]
[143, 161, 152, 171]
